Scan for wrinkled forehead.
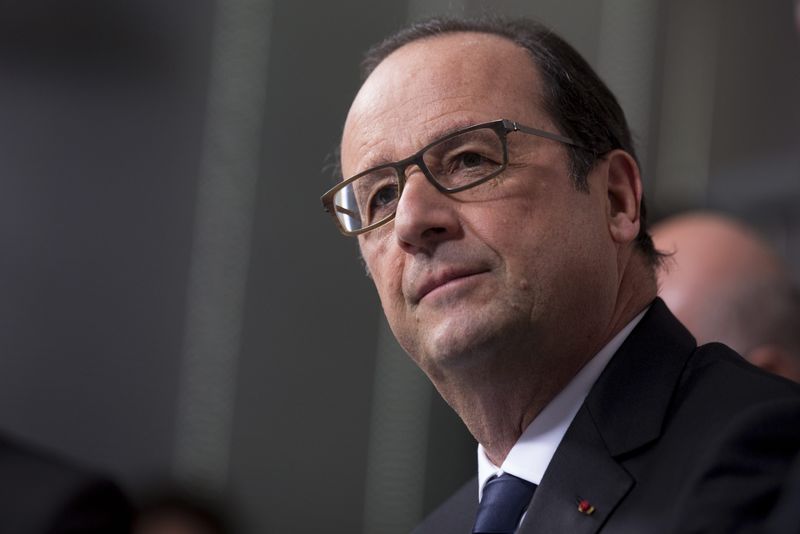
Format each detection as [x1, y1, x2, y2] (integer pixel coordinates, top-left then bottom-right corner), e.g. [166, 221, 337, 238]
[340, 32, 547, 176]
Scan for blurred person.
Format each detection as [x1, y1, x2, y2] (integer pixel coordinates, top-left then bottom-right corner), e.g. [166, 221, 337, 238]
[797, 0, 800, 34]
[134, 491, 228, 534]
[2, 2, 160, 531]
[321, 15, 800, 534]
[653, 212, 800, 382]
[0, 431, 132, 534]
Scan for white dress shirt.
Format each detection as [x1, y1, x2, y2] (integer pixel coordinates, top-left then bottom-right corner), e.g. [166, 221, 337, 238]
[477, 308, 647, 501]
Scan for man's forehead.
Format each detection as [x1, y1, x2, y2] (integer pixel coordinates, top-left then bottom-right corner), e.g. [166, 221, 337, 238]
[372, 31, 527, 75]
[341, 32, 544, 171]
[353, 32, 537, 109]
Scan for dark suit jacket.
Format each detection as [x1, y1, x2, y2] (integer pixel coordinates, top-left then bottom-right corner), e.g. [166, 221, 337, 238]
[764, 449, 800, 534]
[413, 299, 800, 534]
[0, 433, 132, 534]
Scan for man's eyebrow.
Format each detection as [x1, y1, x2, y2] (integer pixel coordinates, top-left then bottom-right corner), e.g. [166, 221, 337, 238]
[358, 152, 395, 171]
[425, 118, 491, 145]
[354, 117, 494, 172]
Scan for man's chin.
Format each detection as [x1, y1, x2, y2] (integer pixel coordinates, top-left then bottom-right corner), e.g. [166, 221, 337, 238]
[417, 320, 505, 374]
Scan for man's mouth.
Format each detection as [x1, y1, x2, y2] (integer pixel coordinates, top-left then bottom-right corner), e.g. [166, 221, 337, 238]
[412, 268, 491, 304]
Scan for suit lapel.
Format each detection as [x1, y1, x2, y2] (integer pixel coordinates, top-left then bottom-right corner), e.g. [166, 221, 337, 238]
[415, 300, 697, 534]
[518, 406, 633, 534]
[519, 299, 696, 533]
[585, 298, 695, 457]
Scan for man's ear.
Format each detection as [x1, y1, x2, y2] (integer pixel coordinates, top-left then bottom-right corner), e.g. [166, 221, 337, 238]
[604, 149, 642, 245]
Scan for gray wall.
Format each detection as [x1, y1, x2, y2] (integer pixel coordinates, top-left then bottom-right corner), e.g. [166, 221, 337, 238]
[225, 1, 405, 531]
[0, 1, 798, 533]
[0, 0, 212, 487]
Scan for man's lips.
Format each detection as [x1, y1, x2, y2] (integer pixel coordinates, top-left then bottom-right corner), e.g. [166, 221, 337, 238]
[411, 268, 490, 304]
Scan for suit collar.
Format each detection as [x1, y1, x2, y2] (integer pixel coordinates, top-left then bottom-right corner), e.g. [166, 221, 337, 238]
[518, 299, 696, 533]
[415, 300, 696, 534]
[585, 298, 696, 456]
[519, 406, 633, 534]
[478, 307, 646, 493]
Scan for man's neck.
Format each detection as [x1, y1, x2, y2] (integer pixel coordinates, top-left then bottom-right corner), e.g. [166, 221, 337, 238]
[432, 262, 657, 465]
[458, 358, 590, 466]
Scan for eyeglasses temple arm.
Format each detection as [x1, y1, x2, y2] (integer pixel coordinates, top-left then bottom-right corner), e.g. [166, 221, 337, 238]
[508, 120, 588, 150]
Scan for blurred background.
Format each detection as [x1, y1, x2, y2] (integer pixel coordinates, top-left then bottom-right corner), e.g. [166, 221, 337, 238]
[0, 0, 798, 532]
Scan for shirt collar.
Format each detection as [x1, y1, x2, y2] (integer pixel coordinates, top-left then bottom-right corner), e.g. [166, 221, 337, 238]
[477, 308, 648, 500]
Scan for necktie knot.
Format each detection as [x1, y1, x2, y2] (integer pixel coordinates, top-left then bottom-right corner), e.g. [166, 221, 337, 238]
[472, 473, 537, 534]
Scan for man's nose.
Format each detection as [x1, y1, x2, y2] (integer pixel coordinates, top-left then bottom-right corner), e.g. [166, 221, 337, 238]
[393, 168, 461, 254]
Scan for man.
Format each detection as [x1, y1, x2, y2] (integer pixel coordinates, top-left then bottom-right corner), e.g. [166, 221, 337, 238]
[653, 212, 800, 382]
[321, 17, 800, 533]
[0, 431, 133, 533]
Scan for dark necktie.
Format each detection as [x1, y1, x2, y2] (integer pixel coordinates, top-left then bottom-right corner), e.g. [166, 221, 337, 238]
[472, 473, 537, 534]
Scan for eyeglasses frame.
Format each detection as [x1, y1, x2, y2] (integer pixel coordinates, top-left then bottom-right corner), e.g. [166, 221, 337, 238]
[321, 119, 586, 236]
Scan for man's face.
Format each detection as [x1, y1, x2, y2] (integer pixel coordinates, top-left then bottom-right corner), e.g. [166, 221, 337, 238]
[341, 33, 622, 376]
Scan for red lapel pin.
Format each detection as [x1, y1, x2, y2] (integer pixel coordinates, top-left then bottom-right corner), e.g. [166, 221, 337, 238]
[576, 497, 596, 515]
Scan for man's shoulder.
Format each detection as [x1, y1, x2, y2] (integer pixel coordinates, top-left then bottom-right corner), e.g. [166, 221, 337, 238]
[585, 301, 800, 531]
[616, 305, 800, 456]
[674, 340, 800, 418]
[668, 389, 800, 533]
[686, 339, 798, 389]
[666, 343, 800, 473]
[606, 299, 799, 416]
[0, 432, 133, 534]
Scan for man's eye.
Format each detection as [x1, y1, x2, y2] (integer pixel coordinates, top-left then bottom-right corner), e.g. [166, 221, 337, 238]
[459, 152, 485, 168]
[369, 184, 399, 210]
[446, 151, 495, 173]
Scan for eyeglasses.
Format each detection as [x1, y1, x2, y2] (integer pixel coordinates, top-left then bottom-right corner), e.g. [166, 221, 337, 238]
[321, 119, 585, 236]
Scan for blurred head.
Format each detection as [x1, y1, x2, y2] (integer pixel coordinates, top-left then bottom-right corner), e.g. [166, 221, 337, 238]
[338, 18, 654, 378]
[134, 493, 228, 534]
[653, 212, 800, 382]
[796, 0, 800, 33]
